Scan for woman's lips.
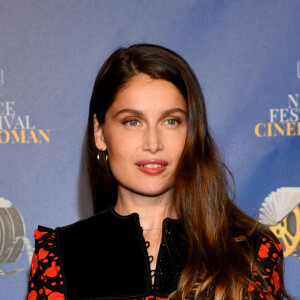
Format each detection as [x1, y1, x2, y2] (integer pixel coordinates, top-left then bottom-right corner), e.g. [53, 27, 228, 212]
[136, 159, 168, 175]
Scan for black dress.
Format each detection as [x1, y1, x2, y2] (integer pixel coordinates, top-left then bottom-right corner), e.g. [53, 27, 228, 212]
[27, 207, 283, 300]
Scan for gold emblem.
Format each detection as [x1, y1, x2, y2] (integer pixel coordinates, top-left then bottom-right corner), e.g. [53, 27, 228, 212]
[270, 205, 300, 257]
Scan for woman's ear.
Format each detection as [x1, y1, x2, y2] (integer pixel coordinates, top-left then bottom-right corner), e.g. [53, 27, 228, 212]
[93, 114, 107, 151]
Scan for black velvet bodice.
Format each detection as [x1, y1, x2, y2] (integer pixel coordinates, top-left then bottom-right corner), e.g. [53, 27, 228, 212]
[56, 207, 188, 300]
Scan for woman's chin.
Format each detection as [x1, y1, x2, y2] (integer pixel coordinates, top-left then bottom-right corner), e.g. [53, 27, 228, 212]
[119, 183, 173, 199]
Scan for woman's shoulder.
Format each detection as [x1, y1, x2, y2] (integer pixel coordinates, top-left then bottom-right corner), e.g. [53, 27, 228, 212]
[248, 231, 283, 298]
[34, 207, 114, 237]
[27, 208, 114, 300]
[33, 225, 57, 254]
[252, 231, 283, 263]
[56, 207, 117, 231]
[254, 232, 283, 281]
[35, 225, 55, 236]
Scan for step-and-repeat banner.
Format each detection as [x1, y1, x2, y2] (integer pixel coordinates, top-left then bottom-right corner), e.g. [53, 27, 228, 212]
[0, 1, 299, 299]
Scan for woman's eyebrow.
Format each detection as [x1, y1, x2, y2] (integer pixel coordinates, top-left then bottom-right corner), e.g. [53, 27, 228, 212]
[113, 108, 187, 119]
[160, 108, 187, 118]
[113, 109, 144, 118]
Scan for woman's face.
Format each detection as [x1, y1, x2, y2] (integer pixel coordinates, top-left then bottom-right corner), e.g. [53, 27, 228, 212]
[94, 74, 187, 199]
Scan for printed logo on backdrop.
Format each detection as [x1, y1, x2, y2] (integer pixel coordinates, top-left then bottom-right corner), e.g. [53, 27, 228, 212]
[259, 187, 300, 260]
[254, 61, 300, 137]
[0, 197, 34, 275]
[0, 69, 50, 144]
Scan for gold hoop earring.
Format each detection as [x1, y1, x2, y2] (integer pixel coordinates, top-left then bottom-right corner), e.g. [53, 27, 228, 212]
[97, 150, 108, 168]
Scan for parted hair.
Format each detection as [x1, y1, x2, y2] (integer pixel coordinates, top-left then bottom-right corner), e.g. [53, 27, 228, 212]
[86, 44, 290, 299]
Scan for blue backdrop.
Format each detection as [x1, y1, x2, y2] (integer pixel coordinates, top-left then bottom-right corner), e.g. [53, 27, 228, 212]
[0, 1, 299, 299]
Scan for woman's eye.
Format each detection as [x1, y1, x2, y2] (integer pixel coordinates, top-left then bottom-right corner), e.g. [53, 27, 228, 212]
[125, 120, 139, 126]
[165, 119, 179, 126]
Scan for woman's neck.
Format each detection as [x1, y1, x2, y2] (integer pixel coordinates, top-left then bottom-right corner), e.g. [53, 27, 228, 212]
[114, 187, 176, 230]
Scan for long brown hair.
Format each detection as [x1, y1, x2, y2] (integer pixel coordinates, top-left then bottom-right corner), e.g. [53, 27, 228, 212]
[86, 44, 291, 299]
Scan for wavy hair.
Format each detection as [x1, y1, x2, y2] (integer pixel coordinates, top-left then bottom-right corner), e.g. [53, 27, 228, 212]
[86, 44, 290, 299]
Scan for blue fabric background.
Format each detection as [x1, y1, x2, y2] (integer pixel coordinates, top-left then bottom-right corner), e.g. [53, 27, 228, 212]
[0, 1, 299, 299]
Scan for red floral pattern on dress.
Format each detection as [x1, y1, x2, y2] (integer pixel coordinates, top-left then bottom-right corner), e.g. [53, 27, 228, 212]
[27, 229, 282, 299]
[258, 243, 270, 258]
[252, 237, 282, 299]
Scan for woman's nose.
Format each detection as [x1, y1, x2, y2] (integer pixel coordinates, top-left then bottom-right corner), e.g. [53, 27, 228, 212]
[142, 126, 163, 153]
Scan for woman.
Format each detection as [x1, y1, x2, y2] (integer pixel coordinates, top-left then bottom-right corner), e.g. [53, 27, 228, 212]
[27, 44, 291, 300]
